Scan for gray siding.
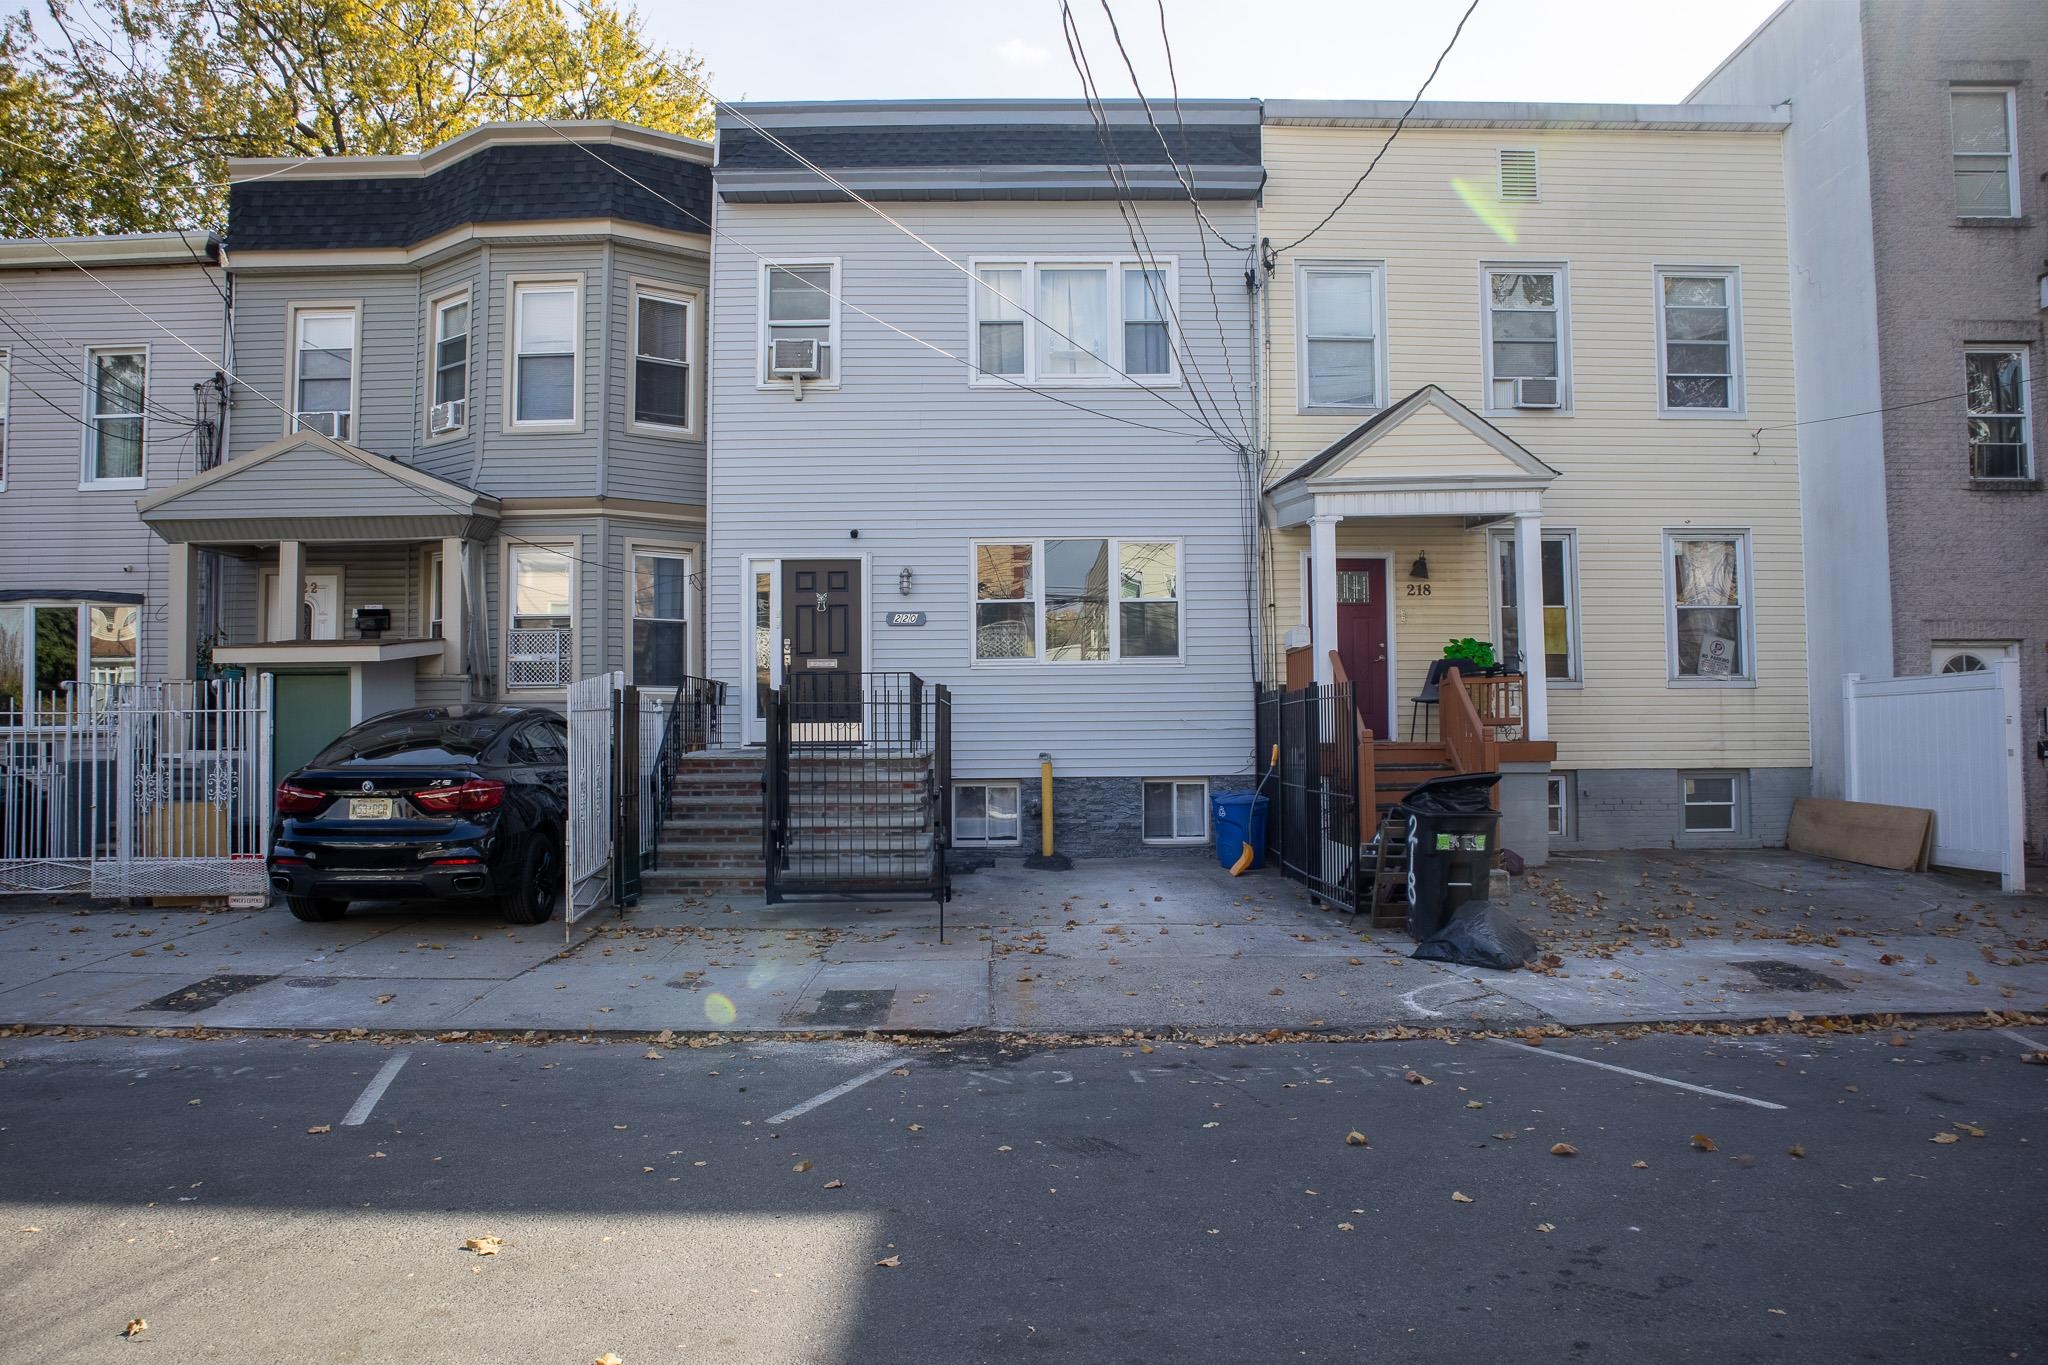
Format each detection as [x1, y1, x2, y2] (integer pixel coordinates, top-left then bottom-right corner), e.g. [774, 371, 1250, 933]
[604, 241, 709, 507]
[227, 270, 421, 459]
[0, 260, 228, 682]
[706, 198, 1260, 780]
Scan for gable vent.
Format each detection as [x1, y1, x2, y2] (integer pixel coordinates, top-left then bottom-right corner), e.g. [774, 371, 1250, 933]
[1498, 148, 1539, 201]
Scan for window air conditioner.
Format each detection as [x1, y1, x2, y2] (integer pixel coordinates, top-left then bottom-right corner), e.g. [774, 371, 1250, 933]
[430, 399, 466, 433]
[1512, 377, 1561, 409]
[771, 337, 821, 378]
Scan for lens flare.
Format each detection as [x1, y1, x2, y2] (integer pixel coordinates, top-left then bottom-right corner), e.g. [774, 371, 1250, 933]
[1450, 177, 1519, 244]
[704, 992, 737, 1025]
[747, 957, 784, 990]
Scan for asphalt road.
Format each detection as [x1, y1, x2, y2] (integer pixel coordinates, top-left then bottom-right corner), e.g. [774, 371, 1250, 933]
[2, 1026, 2045, 1364]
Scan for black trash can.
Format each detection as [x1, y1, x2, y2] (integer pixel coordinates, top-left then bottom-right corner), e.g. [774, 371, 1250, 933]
[1397, 772, 1502, 940]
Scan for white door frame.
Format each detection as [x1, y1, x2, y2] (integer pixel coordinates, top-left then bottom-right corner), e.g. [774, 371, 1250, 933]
[1298, 546, 1398, 735]
[259, 568, 343, 641]
[736, 552, 873, 744]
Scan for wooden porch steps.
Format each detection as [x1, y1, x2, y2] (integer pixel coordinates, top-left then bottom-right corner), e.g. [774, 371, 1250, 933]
[1370, 740, 1454, 822]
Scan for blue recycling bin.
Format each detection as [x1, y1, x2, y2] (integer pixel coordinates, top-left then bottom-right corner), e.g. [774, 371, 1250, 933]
[1211, 793, 1270, 870]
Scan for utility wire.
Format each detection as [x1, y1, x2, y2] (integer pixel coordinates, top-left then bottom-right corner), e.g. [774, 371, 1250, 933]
[0, 296, 213, 428]
[1273, 0, 1480, 255]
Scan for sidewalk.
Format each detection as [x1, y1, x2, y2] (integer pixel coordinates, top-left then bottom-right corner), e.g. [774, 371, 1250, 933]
[0, 850, 2041, 1037]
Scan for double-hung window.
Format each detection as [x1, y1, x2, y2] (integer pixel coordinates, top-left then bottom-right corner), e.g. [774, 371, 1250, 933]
[506, 545, 574, 690]
[970, 259, 1176, 384]
[291, 308, 356, 440]
[429, 294, 468, 435]
[1297, 262, 1384, 411]
[631, 285, 694, 434]
[1681, 773, 1743, 835]
[1483, 266, 1567, 410]
[1965, 347, 2032, 479]
[762, 262, 836, 384]
[972, 538, 1182, 663]
[630, 549, 690, 687]
[511, 280, 579, 426]
[85, 348, 146, 485]
[1666, 532, 1752, 683]
[1657, 269, 1742, 413]
[1951, 87, 2019, 218]
[1490, 530, 1579, 683]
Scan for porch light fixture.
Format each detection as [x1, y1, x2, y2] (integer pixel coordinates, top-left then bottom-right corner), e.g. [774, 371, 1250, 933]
[1409, 555, 1430, 581]
[898, 566, 915, 596]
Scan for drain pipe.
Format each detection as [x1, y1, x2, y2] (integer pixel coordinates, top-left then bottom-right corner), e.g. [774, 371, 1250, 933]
[1039, 752, 1054, 858]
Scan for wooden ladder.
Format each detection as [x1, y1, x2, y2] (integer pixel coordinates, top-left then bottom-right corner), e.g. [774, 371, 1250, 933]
[1365, 809, 1411, 929]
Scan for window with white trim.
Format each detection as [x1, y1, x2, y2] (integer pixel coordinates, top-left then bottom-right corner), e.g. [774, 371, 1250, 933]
[631, 285, 693, 433]
[85, 348, 145, 484]
[1965, 347, 2032, 479]
[969, 259, 1178, 384]
[1667, 532, 1752, 683]
[953, 782, 1021, 847]
[424, 549, 444, 639]
[1142, 779, 1208, 844]
[1951, 87, 2019, 218]
[1546, 774, 1571, 839]
[0, 600, 138, 717]
[511, 281, 578, 425]
[1483, 266, 1566, 410]
[762, 262, 836, 384]
[1297, 262, 1383, 410]
[1681, 772, 1741, 834]
[1490, 530, 1579, 683]
[291, 308, 356, 440]
[1657, 269, 1742, 412]
[506, 544, 573, 690]
[429, 294, 468, 434]
[972, 538, 1183, 663]
[630, 549, 690, 687]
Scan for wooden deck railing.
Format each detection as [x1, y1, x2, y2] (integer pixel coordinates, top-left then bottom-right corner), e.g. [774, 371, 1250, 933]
[1441, 667, 1501, 808]
[1328, 651, 1380, 839]
[1464, 672, 1526, 740]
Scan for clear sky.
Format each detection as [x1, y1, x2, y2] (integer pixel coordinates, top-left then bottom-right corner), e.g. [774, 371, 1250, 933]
[647, 0, 1787, 107]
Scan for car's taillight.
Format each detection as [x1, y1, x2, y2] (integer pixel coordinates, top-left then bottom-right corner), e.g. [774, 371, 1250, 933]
[410, 779, 505, 814]
[276, 782, 328, 816]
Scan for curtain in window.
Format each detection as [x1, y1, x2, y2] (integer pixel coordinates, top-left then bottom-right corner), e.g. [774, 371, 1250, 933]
[92, 352, 145, 479]
[1674, 540, 1741, 677]
[1035, 268, 1109, 378]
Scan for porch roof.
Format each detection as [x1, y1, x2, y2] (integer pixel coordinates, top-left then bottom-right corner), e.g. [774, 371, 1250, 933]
[1267, 385, 1559, 526]
[138, 431, 500, 546]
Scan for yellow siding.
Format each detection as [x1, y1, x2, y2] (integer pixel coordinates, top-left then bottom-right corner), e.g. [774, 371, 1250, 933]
[1321, 404, 1536, 480]
[1261, 124, 1807, 771]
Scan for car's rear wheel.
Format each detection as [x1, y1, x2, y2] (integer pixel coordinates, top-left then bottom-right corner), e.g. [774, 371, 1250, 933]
[499, 835, 560, 925]
[286, 895, 348, 922]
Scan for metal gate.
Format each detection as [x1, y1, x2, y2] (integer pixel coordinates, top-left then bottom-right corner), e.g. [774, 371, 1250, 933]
[1843, 660, 2027, 890]
[1255, 682, 1364, 912]
[564, 670, 620, 933]
[1, 676, 273, 900]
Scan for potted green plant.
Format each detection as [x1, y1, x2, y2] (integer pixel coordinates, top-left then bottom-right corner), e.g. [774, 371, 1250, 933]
[1442, 637, 1500, 677]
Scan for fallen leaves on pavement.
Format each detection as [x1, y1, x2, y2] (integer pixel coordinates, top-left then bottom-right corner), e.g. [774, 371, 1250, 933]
[1691, 1133, 1718, 1153]
[1403, 1070, 1432, 1086]
[874, 1255, 901, 1268]
[1787, 1145, 1806, 1158]
[1954, 1122, 1986, 1138]
[305, 1125, 331, 1135]
[595, 1354, 623, 1365]
[1550, 1143, 1578, 1157]
[1930, 1132, 1961, 1144]
[792, 1160, 812, 1173]
[1450, 1191, 1473, 1203]
[1344, 1130, 1368, 1147]
[824, 1179, 844, 1190]
[463, 1236, 505, 1256]
[124, 1319, 147, 1338]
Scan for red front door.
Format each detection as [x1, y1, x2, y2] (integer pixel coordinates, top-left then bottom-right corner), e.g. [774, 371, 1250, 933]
[1335, 558, 1390, 738]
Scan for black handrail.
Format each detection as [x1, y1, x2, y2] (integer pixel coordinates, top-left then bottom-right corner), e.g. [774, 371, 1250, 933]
[645, 675, 726, 871]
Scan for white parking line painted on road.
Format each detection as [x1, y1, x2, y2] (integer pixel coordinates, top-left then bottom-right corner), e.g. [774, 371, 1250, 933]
[767, 1058, 906, 1125]
[340, 1051, 412, 1127]
[1495, 1041, 1787, 1111]
[1999, 1029, 2047, 1053]
[1399, 981, 1469, 1019]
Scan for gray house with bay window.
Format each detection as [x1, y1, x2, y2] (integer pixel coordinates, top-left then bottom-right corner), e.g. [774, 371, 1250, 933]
[706, 100, 1264, 855]
[131, 122, 714, 774]
[0, 232, 226, 717]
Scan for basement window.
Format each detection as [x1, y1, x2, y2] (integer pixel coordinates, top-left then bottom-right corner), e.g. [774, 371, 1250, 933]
[953, 782, 1021, 847]
[1680, 772, 1743, 835]
[1142, 779, 1208, 844]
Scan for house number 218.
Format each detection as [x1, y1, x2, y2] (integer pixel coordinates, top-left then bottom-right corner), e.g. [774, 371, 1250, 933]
[1405, 583, 1432, 597]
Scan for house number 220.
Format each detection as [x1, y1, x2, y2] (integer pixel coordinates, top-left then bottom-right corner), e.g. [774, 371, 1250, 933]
[1405, 583, 1432, 597]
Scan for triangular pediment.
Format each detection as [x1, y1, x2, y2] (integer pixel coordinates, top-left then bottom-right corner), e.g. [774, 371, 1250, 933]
[1270, 385, 1559, 493]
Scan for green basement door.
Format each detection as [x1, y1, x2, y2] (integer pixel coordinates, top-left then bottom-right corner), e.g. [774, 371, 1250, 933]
[272, 672, 352, 777]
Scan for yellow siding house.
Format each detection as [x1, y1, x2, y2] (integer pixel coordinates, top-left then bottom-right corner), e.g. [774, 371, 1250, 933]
[1257, 100, 1806, 860]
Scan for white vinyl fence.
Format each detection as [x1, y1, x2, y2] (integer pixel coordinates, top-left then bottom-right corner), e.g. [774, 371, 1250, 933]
[0, 676, 273, 901]
[1843, 660, 2026, 891]
[563, 670, 621, 936]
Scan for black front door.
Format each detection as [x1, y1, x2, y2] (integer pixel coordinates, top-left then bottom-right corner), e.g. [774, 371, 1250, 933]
[782, 560, 862, 723]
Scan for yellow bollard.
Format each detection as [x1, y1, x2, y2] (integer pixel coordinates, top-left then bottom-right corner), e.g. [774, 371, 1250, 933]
[1039, 752, 1054, 858]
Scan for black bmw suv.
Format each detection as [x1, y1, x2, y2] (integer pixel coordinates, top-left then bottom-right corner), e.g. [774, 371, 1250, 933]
[268, 705, 568, 924]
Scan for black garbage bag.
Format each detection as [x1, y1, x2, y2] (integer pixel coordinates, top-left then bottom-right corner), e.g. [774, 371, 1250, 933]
[1411, 900, 1538, 971]
[1397, 772, 1500, 815]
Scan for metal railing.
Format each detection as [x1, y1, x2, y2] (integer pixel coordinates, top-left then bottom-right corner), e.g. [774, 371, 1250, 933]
[1255, 681, 1364, 914]
[763, 671, 950, 922]
[641, 676, 727, 870]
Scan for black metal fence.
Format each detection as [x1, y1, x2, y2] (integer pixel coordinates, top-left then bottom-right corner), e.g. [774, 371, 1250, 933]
[641, 676, 728, 874]
[764, 671, 951, 923]
[1255, 682, 1364, 913]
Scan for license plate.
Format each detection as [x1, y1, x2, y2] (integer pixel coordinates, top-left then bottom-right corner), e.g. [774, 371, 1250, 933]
[348, 797, 393, 820]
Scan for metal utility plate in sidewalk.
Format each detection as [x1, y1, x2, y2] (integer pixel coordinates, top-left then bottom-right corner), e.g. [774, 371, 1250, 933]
[782, 961, 988, 1031]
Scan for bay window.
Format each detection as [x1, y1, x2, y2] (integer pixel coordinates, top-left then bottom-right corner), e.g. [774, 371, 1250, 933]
[511, 280, 579, 426]
[969, 258, 1178, 384]
[630, 549, 690, 687]
[85, 348, 145, 485]
[1667, 532, 1752, 683]
[632, 285, 694, 433]
[972, 538, 1182, 663]
[506, 545, 573, 690]
[430, 294, 468, 434]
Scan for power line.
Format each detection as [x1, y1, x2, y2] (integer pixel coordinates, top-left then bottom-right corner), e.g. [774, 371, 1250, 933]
[1272, 0, 1480, 255]
[0, 296, 213, 429]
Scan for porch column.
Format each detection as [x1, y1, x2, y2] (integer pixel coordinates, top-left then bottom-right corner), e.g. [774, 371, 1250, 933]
[440, 537, 467, 673]
[271, 540, 305, 643]
[1512, 510, 1549, 741]
[1309, 512, 1340, 686]
[165, 542, 197, 681]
